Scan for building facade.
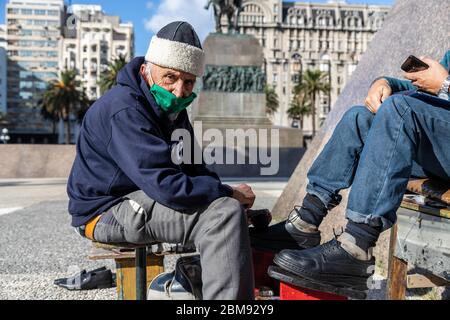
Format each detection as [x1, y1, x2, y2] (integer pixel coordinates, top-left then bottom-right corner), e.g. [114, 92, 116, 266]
[235, 0, 390, 134]
[5, 1, 134, 143]
[62, 5, 134, 100]
[0, 25, 6, 114]
[6, 0, 64, 142]
[0, 24, 7, 48]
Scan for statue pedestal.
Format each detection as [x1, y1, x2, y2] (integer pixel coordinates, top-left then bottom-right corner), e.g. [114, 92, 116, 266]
[191, 33, 272, 130]
[190, 33, 304, 177]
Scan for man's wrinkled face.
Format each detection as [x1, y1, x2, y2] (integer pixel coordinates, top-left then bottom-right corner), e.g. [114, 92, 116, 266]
[141, 63, 196, 98]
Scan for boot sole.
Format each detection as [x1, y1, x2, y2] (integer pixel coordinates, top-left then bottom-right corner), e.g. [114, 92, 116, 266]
[268, 266, 367, 300]
[273, 254, 370, 292]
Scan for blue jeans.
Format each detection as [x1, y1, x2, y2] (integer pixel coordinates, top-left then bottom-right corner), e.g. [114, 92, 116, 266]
[306, 93, 450, 231]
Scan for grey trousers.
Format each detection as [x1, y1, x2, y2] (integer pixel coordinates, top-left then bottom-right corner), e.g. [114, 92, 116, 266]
[93, 190, 255, 300]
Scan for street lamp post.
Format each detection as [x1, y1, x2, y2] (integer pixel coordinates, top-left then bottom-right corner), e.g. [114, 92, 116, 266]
[0, 128, 10, 144]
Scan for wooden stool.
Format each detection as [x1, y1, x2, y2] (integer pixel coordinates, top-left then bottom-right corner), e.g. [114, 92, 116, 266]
[387, 178, 450, 300]
[88, 242, 195, 300]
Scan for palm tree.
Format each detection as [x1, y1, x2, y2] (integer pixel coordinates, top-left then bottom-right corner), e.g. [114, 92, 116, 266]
[39, 97, 58, 135]
[98, 54, 128, 95]
[297, 69, 330, 137]
[288, 83, 312, 129]
[0, 112, 7, 125]
[265, 85, 279, 116]
[42, 69, 88, 144]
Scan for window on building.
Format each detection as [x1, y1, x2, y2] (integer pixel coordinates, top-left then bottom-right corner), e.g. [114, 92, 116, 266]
[348, 63, 357, 76]
[18, 50, 32, 57]
[34, 19, 46, 26]
[19, 81, 33, 89]
[34, 9, 46, 15]
[273, 73, 278, 83]
[299, 40, 305, 50]
[21, 9, 33, 15]
[318, 17, 327, 26]
[47, 20, 59, 26]
[19, 91, 33, 100]
[292, 74, 300, 84]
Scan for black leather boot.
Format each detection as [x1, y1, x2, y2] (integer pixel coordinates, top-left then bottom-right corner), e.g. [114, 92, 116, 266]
[249, 209, 321, 252]
[273, 238, 375, 291]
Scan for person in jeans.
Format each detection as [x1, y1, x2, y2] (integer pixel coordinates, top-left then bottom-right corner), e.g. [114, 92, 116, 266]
[267, 50, 450, 290]
[67, 21, 256, 300]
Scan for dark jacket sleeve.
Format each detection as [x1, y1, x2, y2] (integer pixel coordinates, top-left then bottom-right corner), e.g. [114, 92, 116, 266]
[107, 108, 233, 211]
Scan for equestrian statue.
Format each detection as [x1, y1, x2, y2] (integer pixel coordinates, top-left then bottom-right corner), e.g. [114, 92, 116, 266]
[205, 0, 243, 34]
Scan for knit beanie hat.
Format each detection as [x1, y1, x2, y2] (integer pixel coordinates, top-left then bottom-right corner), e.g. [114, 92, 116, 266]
[145, 21, 205, 77]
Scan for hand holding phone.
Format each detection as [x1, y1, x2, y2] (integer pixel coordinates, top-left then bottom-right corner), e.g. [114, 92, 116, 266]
[401, 55, 429, 73]
[403, 55, 449, 95]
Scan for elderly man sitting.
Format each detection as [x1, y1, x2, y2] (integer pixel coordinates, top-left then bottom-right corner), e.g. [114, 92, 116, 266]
[67, 21, 256, 300]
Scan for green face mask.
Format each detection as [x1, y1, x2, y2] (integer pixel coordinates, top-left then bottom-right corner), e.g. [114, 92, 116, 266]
[150, 84, 197, 114]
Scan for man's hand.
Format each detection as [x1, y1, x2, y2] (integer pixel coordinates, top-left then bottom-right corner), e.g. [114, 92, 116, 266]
[404, 56, 449, 95]
[232, 184, 256, 209]
[364, 78, 392, 114]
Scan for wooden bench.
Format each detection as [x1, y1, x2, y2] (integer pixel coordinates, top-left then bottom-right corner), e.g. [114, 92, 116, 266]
[88, 242, 196, 300]
[387, 178, 450, 300]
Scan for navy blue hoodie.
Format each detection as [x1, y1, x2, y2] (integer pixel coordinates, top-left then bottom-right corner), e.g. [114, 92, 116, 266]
[67, 57, 233, 227]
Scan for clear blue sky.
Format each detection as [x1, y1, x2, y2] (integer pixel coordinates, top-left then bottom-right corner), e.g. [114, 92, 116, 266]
[0, 0, 394, 57]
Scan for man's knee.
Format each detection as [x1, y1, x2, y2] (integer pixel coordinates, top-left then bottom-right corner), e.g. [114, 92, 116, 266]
[338, 106, 374, 132]
[118, 199, 152, 244]
[343, 105, 373, 122]
[377, 95, 410, 117]
[212, 197, 246, 227]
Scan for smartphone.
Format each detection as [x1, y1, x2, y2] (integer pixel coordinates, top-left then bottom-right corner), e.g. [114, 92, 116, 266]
[401, 55, 429, 73]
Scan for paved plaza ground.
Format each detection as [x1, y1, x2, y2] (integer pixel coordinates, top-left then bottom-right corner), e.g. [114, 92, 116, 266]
[0, 178, 287, 300]
[1, 178, 444, 300]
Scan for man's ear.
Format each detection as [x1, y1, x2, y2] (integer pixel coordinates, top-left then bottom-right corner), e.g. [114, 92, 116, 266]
[140, 64, 146, 78]
[140, 64, 152, 86]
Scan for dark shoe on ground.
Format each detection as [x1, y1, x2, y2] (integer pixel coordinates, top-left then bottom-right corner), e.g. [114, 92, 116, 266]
[273, 238, 375, 291]
[249, 209, 321, 252]
[54, 266, 115, 290]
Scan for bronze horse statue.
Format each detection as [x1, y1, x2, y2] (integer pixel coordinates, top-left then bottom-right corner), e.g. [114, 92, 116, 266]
[205, 0, 243, 34]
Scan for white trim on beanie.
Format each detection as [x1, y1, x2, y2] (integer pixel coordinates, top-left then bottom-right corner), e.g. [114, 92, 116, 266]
[145, 36, 205, 77]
